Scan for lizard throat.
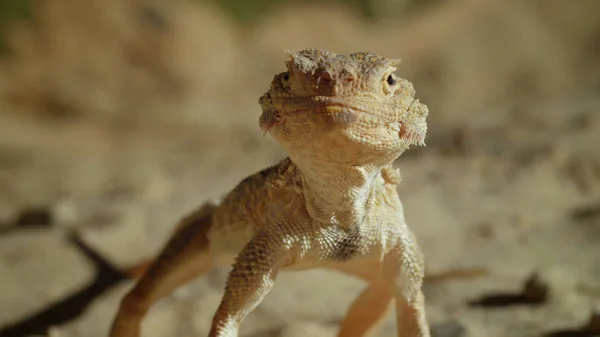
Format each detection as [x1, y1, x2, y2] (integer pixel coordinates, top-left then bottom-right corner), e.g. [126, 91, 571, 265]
[291, 157, 393, 227]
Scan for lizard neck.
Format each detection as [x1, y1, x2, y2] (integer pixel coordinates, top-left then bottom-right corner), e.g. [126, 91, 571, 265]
[290, 155, 399, 227]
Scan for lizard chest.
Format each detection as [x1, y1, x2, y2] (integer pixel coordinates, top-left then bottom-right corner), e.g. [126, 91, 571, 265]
[283, 216, 387, 270]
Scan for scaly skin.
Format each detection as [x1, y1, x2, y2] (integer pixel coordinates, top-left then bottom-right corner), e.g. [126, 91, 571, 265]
[109, 49, 430, 337]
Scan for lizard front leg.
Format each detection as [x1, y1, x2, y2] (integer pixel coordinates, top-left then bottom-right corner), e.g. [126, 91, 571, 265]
[208, 227, 293, 337]
[382, 230, 430, 337]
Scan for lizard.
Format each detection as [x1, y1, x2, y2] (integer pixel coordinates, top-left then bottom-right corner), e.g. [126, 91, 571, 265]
[109, 48, 432, 337]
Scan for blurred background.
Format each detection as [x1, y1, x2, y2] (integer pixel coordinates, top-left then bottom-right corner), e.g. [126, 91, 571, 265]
[0, 0, 599, 336]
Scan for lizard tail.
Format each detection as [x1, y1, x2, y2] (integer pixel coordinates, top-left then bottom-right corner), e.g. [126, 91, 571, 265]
[121, 201, 219, 280]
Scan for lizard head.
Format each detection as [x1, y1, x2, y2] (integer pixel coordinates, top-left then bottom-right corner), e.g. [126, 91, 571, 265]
[259, 48, 428, 165]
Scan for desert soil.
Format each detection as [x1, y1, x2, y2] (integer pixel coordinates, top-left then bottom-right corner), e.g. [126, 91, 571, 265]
[0, 0, 599, 336]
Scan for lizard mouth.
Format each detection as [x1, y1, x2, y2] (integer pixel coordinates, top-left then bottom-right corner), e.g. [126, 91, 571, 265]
[276, 97, 426, 145]
[265, 95, 427, 146]
[276, 96, 404, 121]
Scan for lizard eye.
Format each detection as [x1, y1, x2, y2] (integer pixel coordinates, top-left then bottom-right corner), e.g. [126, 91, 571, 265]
[282, 72, 290, 82]
[383, 73, 398, 94]
[386, 74, 397, 86]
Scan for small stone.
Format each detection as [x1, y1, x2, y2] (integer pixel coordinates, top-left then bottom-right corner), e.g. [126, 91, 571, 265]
[14, 206, 53, 228]
[523, 273, 549, 303]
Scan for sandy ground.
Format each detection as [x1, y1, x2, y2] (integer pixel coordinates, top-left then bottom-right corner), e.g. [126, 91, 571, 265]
[0, 0, 599, 336]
